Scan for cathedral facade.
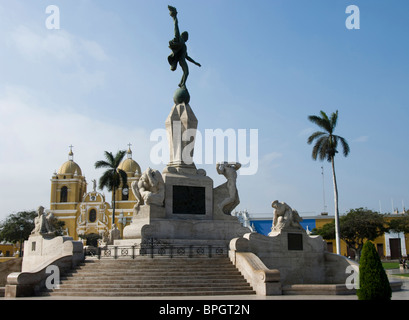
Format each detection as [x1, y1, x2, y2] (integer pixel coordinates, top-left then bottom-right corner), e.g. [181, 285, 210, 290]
[49, 146, 141, 240]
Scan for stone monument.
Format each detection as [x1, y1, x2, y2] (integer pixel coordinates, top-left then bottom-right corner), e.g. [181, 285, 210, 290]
[230, 200, 359, 287]
[21, 206, 84, 273]
[118, 6, 250, 248]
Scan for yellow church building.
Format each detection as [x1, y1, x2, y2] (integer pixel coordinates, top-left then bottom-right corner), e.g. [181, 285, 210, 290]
[49, 146, 141, 241]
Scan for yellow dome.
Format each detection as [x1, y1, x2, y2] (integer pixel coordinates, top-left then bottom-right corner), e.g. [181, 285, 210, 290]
[58, 160, 82, 176]
[118, 158, 141, 175]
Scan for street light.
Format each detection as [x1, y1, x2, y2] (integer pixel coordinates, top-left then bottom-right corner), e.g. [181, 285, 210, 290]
[19, 225, 24, 258]
[118, 212, 127, 238]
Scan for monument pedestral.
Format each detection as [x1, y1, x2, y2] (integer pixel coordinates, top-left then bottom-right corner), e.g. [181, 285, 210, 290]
[22, 235, 84, 272]
[118, 99, 250, 248]
[230, 201, 360, 287]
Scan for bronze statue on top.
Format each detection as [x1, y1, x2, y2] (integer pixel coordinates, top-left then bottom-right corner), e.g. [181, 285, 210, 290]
[168, 6, 201, 93]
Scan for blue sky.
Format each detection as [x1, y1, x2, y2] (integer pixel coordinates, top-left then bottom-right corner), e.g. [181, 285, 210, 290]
[0, 0, 408, 220]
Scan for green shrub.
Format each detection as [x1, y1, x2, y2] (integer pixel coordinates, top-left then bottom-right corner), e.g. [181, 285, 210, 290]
[357, 241, 392, 300]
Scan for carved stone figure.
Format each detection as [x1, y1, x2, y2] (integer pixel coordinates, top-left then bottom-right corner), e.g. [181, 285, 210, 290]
[131, 168, 165, 210]
[91, 179, 97, 192]
[168, 5, 201, 89]
[215, 162, 241, 215]
[270, 200, 304, 232]
[31, 206, 56, 236]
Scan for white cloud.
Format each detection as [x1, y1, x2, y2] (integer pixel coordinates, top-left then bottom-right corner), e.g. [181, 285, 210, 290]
[353, 135, 369, 143]
[260, 151, 283, 166]
[6, 25, 110, 94]
[298, 127, 314, 137]
[0, 87, 151, 220]
[9, 25, 108, 63]
[10, 26, 76, 62]
[80, 39, 108, 62]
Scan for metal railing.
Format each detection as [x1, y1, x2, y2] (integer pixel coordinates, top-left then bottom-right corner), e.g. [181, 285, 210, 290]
[97, 238, 228, 259]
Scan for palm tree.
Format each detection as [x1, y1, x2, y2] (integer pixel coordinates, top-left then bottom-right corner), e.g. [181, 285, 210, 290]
[95, 150, 128, 229]
[307, 110, 350, 255]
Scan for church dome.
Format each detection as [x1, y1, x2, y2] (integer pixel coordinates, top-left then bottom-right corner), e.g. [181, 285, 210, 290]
[58, 146, 82, 176]
[58, 160, 82, 176]
[118, 145, 141, 175]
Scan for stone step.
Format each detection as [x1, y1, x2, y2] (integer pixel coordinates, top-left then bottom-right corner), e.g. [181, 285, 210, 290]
[40, 257, 256, 297]
[64, 270, 242, 278]
[49, 285, 253, 293]
[74, 266, 238, 273]
[78, 261, 234, 268]
[44, 289, 256, 297]
[76, 259, 233, 266]
[60, 275, 245, 283]
[57, 276, 243, 286]
[57, 282, 250, 289]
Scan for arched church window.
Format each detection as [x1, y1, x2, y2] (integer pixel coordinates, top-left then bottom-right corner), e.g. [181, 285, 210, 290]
[89, 209, 97, 223]
[60, 186, 68, 203]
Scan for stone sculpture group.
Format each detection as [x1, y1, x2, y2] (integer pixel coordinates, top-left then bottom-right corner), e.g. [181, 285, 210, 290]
[270, 200, 304, 233]
[31, 206, 56, 237]
[131, 167, 165, 209]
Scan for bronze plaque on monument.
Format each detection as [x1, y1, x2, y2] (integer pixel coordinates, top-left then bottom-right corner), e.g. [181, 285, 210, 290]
[288, 233, 303, 250]
[172, 185, 206, 215]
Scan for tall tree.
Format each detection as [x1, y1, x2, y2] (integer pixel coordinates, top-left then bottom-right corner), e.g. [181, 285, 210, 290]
[313, 208, 388, 260]
[307, 110, 350, 255]
[0, 210, 36, 244]
[95, 150, 127, 229]
[388, 213, 409, 234]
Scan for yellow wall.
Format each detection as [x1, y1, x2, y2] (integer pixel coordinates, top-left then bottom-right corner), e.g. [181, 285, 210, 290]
[315, 215, 408, 258]
[0, 243, 18, 257]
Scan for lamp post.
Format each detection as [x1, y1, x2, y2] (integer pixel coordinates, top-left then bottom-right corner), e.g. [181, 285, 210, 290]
[19, 225, 24, 257]
[118, 212, 127, 238]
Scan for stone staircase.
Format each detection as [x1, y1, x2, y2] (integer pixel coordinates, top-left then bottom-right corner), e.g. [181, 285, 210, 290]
[40, 257, 256, 297]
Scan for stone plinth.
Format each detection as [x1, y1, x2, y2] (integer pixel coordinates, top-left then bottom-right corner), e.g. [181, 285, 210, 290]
[122, 205, 166, 241]
[22, 235, 83, 272]
[119, 203, 250, 247]
[230, 230, 359, 286]
[165, 102, 197, 170]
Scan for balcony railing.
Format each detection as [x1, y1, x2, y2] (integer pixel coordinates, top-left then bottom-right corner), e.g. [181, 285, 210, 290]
[97, 238, 228, 259]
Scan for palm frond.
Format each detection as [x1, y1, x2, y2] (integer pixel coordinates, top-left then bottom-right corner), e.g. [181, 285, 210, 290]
[319, 136, 332, 162]
[307, 131, 326, 144]
[330, 110, 338, 130]
[104, 151, 115, 165]
[114, 150, 127, 167]
[98, 169, 115, 191]
[94, 160, 112, 169]
[118, 168, 128, 187]
[311, 135, 328, 161]
[308, 113, 331, 133]
[337, 135, 350, 157]
[320, 110, 330, 122]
